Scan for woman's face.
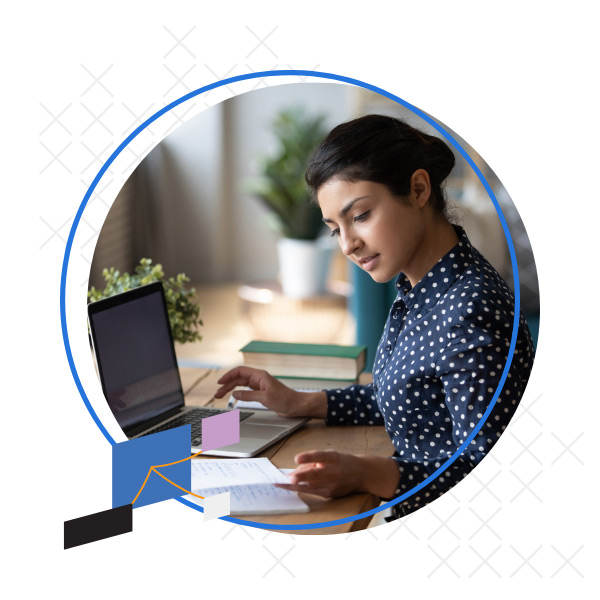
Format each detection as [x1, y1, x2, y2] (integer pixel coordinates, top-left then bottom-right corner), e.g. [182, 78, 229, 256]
[319, 178, 430, 284]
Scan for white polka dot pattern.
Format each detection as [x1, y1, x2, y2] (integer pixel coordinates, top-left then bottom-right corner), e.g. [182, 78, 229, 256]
[324, 228, 535, 517]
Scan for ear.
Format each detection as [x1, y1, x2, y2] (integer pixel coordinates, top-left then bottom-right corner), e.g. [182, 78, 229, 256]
[410, 169, 431, 208]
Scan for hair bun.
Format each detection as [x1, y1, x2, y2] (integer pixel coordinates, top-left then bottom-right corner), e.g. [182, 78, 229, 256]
[424, 136, 455, 185]
[306, 114, 456, 218]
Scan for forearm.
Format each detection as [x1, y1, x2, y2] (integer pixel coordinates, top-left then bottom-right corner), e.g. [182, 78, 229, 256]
[294, 390, 328, 419]
[356, 455, 401, 499]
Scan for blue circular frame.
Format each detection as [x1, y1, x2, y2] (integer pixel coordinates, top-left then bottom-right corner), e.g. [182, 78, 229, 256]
[61, 70, 520, 531]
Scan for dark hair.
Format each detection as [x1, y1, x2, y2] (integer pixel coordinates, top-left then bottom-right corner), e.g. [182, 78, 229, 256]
[305, 114, 456, 216]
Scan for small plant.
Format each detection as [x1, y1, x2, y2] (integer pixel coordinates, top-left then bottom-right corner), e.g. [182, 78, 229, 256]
[88, 258, 203, 344]
[249, 107, 329, 240]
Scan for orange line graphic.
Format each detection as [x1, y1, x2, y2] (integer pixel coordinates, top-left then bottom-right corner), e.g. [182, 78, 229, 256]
[154, 449, 204, 469]
[152, 468, 205, 499]
[131, 467, 155, 505]
[131, 449, 205, 505]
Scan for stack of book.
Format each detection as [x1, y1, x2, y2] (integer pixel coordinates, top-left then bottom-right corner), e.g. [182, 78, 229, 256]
[239, 340, 367, 390]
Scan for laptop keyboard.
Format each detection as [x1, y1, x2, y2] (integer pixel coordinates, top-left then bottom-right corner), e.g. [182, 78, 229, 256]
[139, 407, 254, 447]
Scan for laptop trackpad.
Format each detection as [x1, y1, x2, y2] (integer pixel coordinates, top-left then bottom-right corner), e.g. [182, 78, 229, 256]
[241, 424, 289, 439]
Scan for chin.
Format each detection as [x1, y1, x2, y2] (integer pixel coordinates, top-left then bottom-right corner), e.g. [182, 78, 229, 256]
[368, 271, 394, 284]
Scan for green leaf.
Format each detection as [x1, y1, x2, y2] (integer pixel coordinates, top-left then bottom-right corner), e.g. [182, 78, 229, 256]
[88, 257, 203, 344]
[247, 107, 329, 240]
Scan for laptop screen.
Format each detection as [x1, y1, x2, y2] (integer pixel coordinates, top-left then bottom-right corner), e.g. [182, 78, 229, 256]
[88, 283, 184, 434]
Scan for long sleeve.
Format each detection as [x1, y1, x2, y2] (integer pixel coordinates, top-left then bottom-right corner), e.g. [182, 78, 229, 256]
[367, 229, 535, 517]
[386, 292, 534, 516]
[323, 383, 384, 426]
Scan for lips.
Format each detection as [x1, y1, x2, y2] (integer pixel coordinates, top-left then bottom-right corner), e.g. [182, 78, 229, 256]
[357, 254, 380, 271]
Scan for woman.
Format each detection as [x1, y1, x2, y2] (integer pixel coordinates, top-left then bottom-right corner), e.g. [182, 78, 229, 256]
[215, 114, 535, 517]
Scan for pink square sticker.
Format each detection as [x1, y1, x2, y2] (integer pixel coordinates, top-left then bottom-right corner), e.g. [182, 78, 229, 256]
[201, 410, 240, 451]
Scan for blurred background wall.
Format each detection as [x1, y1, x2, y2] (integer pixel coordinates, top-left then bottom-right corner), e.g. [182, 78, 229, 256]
[91, 83, 350, 286]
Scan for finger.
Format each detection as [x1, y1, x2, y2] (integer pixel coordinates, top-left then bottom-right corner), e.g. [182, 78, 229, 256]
[216, 367, 242, 385]
[274, 483, 332, 497]
[289, 462, 319, 472]
[274, 483, 308, 491]
[288, 467, 324, 486]
[215, 367, 271, 399]
[214, 381, 253, 398]
[214, 381, 243, 398]
[215, 375, 264, 399]
[217, 366, 263, 384]
[295, 450, 338, 465]
[231, 389, 267, 404]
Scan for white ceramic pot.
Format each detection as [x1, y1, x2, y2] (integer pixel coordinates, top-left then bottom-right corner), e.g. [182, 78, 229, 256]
[277, 237, 334, 298]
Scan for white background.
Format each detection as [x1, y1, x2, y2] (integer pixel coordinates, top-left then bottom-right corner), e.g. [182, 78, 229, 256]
[2, 1, 598, 597]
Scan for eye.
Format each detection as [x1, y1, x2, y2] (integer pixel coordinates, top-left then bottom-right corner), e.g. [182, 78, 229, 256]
[354, 211, 370, 223]
[329, 227, 340, 237]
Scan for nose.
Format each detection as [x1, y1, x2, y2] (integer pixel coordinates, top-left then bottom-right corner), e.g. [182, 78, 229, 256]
[339, 228, 361, 257]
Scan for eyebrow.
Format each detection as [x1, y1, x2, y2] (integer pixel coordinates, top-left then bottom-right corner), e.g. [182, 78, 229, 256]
[322, 196, 369, 224]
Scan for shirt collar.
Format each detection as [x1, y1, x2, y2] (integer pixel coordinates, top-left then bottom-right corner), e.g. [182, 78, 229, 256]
[394, 226, 479, 314]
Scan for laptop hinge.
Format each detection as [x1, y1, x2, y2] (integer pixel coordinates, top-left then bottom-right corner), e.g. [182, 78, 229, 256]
[125, 406, 183, 438]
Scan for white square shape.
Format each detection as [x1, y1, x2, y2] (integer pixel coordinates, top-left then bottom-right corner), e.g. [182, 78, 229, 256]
[203, 492, 230, 521]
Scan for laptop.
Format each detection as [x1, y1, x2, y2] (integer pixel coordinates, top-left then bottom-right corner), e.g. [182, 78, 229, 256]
[87, 281, 308, 457]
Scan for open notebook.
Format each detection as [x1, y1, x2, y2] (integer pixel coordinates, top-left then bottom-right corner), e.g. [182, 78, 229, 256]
[185, 458, 309, 515]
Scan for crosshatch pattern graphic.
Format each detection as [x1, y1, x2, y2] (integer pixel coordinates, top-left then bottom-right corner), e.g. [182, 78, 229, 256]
[43, 25, 585, 579]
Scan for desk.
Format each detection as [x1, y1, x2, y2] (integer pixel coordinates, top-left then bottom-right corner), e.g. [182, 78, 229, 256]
[181, 367, 395, 535]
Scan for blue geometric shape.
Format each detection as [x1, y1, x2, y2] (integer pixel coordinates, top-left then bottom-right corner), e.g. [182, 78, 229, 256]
[112, 426, 191, 509]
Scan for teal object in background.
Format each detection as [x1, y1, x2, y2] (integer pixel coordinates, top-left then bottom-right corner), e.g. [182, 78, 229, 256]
[526, 315, 539, 350]
[349, 263, 397, 372]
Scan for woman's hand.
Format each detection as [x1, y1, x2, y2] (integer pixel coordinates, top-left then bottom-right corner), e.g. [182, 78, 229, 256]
[214, 366, 327, 419]
[275, 450, 402, 499]
[275, 450, 366, 497]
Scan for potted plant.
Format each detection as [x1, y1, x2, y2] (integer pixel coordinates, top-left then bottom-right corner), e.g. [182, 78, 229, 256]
[88, 258, 202, 344]
[250, 108, 334, 298]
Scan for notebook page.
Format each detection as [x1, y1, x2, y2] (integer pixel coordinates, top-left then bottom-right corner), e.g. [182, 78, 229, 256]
[187, 458, 309, 515]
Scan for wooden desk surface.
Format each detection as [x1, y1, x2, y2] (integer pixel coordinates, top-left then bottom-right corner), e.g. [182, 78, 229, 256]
[180, 367, 395, 535]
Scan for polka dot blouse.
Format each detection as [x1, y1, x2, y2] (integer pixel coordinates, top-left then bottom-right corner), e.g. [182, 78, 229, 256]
[324, 227, 535, 517]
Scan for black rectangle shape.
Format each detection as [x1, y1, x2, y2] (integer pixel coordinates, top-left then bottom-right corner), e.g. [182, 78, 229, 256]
[64, 504, 132, 549]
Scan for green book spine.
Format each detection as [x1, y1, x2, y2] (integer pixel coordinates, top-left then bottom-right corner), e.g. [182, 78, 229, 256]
[276, 375, 357, 383]
[240, 340, 366, 359]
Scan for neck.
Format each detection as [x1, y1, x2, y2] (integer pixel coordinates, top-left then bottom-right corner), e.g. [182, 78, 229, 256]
[405, 218, 459, 287]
